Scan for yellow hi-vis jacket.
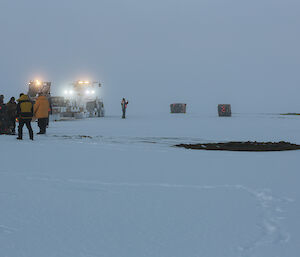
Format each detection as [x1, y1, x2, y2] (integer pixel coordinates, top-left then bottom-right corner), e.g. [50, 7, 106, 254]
[17, 95, 33, 119]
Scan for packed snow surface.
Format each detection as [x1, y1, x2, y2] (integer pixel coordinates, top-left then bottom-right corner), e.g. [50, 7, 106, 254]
[1, 113, 299, 257]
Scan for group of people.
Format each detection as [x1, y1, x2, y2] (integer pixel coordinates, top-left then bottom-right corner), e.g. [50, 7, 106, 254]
[0, 93, 50, 140]
[0, 95, 128, 140]
[0, 95, 18, 134]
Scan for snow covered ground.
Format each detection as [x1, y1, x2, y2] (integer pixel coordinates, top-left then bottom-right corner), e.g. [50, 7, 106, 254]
[1, 113, 299, 257]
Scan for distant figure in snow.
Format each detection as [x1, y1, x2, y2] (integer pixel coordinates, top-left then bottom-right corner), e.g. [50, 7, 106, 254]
[121, 98, 129, 119]
[6, 97, 17, 134]
[17, 93, 34, 140]
[46, 93, 52, 127]
[34, 93, 50, 134]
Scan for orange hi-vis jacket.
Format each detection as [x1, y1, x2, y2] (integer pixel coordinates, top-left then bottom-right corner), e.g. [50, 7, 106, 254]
[34, 96, 50, 119]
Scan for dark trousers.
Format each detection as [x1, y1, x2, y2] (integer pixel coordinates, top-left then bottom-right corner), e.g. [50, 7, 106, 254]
[18, 118, 33, 140]
[9, 116, 16, 132]
[122, 108, 126, 119]
[38, 118, 48, 134]
[0, 119, 6, 134]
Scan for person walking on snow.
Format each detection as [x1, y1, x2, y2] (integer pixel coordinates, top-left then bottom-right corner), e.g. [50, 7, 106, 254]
[34, 93, 50, 134]
[121, 98, 128, 119]
[17, 93, 34, 140]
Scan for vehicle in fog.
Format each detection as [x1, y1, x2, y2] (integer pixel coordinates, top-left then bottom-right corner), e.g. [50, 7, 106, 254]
[63, 80, 105, 118]
[27, 79, 105, 120]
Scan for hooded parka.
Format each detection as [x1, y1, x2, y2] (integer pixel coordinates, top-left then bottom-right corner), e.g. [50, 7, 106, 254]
[34, 96, 50, 119]
[6, 98, 17, 118]
[17, 95, 33, 119]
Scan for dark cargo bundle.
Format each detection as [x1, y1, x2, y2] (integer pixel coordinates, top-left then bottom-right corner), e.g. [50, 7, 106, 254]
[218, 104, 231, 117]
[170, 103, 187, 113]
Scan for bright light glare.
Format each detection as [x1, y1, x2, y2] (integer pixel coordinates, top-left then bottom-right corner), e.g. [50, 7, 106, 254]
[84, 81, 89, 84]
[64, 90, 73, 95]
[86, 90, 90, 95]
[36, 80, 41, 86]
[91, 90, 95, 94]
[78, 81, 83, 84]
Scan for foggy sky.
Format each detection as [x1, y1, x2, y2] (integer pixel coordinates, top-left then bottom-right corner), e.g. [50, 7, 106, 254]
[0, 0, 299, 114]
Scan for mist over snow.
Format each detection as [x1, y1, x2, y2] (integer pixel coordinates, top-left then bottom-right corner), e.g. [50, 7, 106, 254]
[1, 1, 300, 256]
[0, 0, 299, 114]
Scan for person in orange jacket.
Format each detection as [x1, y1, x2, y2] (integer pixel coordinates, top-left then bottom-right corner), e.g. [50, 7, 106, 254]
[34, 93, 50, 134]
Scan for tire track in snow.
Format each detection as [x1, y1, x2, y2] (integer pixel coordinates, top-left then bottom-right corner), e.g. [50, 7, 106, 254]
[68, 179, 293, 254]
[27, 176, 293, 255]
[0, 225, 17, 234]
[49, 134, 211, 147]
[234, 186, 292, 254]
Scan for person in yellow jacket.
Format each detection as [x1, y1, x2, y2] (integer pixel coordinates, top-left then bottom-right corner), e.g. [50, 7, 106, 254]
[34, 94, 50, 134]
[17, 93, 34, 140]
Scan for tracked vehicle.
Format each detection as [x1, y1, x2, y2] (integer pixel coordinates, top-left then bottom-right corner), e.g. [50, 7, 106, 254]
[28, 80, 51, 100]
[27, 79, 105, 120]
[63, 80, 105, 118]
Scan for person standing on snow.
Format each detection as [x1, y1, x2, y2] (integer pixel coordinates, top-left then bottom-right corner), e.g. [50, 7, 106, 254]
[17, 93, 34, 140]
[121, 98, 129, 119]
[6, 97, 17, 134]
[46, 93, 52, 127]
[34, 93, 50, 134]
[0, 95, 8, 134]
